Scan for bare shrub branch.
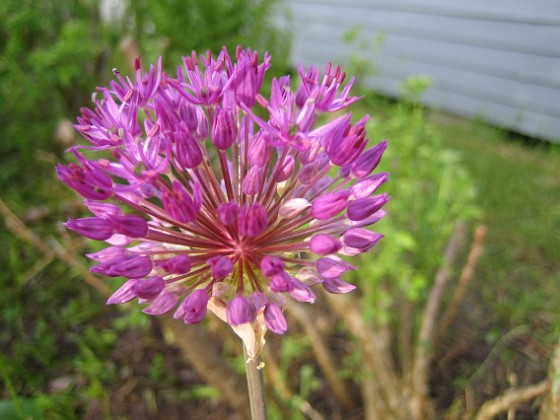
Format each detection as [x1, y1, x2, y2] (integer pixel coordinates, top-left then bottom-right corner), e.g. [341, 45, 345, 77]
[286, 300, 355, 410]
[439, 224, 487, 336]
[474, 380, 549, 420]
[410, 221, 466, 419]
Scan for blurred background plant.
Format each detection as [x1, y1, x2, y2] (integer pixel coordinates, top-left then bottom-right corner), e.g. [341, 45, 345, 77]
[2, 0, 559, 418]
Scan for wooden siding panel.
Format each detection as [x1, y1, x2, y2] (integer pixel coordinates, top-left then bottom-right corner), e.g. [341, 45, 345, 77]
[286, 0, 560, 141]
[290, 4, 560, 56]
[286, 0, 560, 25]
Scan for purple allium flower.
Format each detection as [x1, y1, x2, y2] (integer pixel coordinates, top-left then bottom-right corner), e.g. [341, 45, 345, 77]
[58, 46, 388, 335]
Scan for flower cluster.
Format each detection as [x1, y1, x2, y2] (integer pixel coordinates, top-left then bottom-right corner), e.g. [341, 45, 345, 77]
[58, 47, 388, 335]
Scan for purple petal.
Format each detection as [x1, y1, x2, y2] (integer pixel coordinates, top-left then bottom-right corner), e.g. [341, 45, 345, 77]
[107, 279, 140, 304]
[316, 257, 355, 279]
[112, 215, 148, 238]
[208, 256, 234, 280]
[309, 234, 341, 255]
[351, 140, 387, 178]
[132, 276, 165, 299]
[91, 256, 153, 278]
[289, 278, 316, 303]
[322, 277, 357, 294]
[347, 193, 390, 222]
[261, 255, 285, 277]
[182, 289, 210, 324]
[351, 172, 389, 199]
[217, 201, 239, 226]
[85, 200, 121, 217]
[66, 217, 114, 240]
[86, 246, 127, 262]
[143, 292, 178, 315]
[269, 271, 295, 292]
[226, 295, 255, 326]
[238, 204, 268, 237]
[278, 198, 311, 219]
[160, 254, 192, 274]
[311, 190, 350, 220]
[264, 303, 287, 334]
[242, 166, 264, 195]
[343, 228, 383, 253]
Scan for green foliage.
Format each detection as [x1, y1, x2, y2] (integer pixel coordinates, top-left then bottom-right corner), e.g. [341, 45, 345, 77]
[354, 77, 479, 319]
[0, 0, 113, 193]
[128, 0, 291, 75]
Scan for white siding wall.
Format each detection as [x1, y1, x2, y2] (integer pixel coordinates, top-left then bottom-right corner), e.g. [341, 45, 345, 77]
[286, 0, 560, 142]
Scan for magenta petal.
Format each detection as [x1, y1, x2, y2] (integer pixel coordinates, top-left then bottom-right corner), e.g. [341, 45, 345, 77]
[143, 292, 178, 315]
[91, 256, 153, 278]
[226, 295, 255, 326]
[278, 198, 311, 219]
[66, 217, 114, 240]
[343, 228, 383, 252]
[212, 108, 237, 150]
[289, 278, 316, 303]
[316, 257, 355, 279]
[86, 246, 127, 262]
[107, 279, 140, 304]
[112, 215, 148, 238]
[261, 255, 285, 277]
[351, 140, 387, 178]
[270, 271, 295, 292]
[250, 291, 267, 312]
[208, 256, 234, 280]
[238, 204, 268, 237]
[160, 254, 191, 274]
[310, 234, 341, 255]
[311, 190, 350, 220]
[264, 303, 287, 334]
[242, 166, 263, 195]
[85, 200, 121, 217]
[132, 276, 165, 299]
[175, 129, 203, 169]
[351, 172, 389, 199]
[217, 201, 239, 226]
[275, 155, 295, 182]
[347, 193, 390, 222]
[181, 289, 209, 324]
[322, 277, 356, 294]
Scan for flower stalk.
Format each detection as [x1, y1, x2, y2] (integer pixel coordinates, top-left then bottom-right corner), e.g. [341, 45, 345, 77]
[244, 344, 267, 420]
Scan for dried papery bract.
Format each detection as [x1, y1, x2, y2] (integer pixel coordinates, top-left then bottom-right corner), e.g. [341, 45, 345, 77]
[57, 47, 388, 356]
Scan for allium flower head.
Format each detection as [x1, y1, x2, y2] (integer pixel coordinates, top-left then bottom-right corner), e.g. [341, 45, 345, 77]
[58, 47, 388, 338]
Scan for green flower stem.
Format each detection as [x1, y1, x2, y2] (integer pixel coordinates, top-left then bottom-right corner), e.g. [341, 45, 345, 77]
[243, 345, 267, 420]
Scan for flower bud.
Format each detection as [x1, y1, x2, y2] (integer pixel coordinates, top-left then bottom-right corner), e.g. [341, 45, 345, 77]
[264, 303, 287, 334]
[132, 276, 165, 299]
[226, 295, 255, 326]
[181, 289, 210, 324]
[66, 217, 113, 240]
[347, 193, 390, 221]
[208, 256, 234, 280]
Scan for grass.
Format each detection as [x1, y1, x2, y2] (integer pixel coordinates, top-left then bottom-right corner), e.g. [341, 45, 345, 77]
[439, 118, 560, 333]
[1, 92, 559, 417]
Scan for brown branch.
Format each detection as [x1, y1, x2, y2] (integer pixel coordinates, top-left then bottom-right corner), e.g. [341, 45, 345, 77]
[474, 380, 550, 420]
[0, 198, 54, 257]
[285, 300, 355, 410]
[439, 224, 486, 336]
[410, 221, 466, 419]
[325, 292, 411, 419]
[541, 334, 560, 419]
[160, 317, 251, 418]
